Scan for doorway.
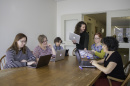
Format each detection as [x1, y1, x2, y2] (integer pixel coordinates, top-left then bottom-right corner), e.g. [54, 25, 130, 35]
[84, 13, 106, 50]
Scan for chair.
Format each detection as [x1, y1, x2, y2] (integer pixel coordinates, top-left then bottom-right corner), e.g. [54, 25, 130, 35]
[124, 61, 130, 76]
[72, 48, 76, 56]
[107, 61, 130, 86]
[0, 55, 6, 70]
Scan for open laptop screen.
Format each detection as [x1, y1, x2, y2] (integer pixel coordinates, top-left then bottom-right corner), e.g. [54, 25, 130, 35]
[75, 50, 82, 63]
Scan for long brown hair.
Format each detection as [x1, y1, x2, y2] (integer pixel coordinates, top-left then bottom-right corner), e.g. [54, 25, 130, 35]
[74, 21, 87, 35]
[7, 33, 27, 54]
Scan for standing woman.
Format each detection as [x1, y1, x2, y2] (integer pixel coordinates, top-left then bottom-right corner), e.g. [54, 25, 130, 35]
[72, 21, 89, 50]
[4, 33, 36, 69]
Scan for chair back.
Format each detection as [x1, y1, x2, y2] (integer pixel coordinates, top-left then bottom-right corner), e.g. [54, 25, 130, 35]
[72, 48, 76, 56]
[121, 73, 130, 86]
[124, 61, 130, 76]
[0, 55, 6, 70]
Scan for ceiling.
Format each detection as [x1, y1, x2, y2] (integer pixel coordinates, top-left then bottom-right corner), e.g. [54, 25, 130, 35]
[54, 0, 130, 27]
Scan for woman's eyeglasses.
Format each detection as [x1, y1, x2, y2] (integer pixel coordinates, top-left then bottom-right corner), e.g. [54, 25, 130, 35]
[43, 40, 48, 43]
[94, 38, 100, 40]
[19, 40, 27, 43]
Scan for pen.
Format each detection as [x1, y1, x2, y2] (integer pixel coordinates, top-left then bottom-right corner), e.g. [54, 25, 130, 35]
[79, 66, 83, 69]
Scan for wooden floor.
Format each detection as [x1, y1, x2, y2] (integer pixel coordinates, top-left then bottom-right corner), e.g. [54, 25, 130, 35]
[0, 56, 101, 86]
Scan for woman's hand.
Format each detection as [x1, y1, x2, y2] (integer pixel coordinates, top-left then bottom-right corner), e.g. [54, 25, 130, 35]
[48, 44, 56, 56]
[21, 60, 27, 62]
[91, 50, 96, 53]
[90, 60, 98, 66]
[84, 48, 87, 50]
[51, 57, 55, 59]
[27, 61, 36, 66]
[36, 58, 39, 62]
[48, 44, 52, 48]
[72, 40, 76, 44]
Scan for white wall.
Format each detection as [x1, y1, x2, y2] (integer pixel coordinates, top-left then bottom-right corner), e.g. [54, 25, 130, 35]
[57, 0, 130, 37]
[106, 10, 130, 61]
[0, 0, 57, 58]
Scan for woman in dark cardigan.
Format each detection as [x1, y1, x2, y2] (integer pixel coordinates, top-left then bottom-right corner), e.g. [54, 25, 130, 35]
[72, 21, 89, 50]
[4, 33, 36, 69]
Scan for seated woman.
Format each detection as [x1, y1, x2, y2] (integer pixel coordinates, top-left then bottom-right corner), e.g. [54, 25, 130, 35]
[4, 33, 36, 69]
[91, 37, 126, 86]
[91, 33, 105, 59]
[33, 34, 56, 61]
[53, 37, 63, 51]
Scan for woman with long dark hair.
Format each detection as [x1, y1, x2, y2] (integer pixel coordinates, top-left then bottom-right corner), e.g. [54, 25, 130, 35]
[4, 33, 36, 69]
[72, 21, 89, 50]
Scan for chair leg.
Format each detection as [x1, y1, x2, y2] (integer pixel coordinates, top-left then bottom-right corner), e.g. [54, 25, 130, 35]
[108, 78, 112, 86]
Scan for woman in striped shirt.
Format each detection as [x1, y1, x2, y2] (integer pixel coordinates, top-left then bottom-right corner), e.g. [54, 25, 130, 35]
[4, 33, 36, 69]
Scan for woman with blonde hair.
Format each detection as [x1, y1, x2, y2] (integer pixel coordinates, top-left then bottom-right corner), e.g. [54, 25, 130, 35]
[33, 34, 56, 61]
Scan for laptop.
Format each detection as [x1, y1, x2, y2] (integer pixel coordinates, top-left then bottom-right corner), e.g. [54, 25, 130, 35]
[28, 54, 52, 68]
[50, 49, 66, 62]
[75, 50, 95, 68]
[69, 32, 80, 44]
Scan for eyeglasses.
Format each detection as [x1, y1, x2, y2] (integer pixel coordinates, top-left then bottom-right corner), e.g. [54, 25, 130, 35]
[43, 40, 48, 43]
[19, 40, 27, 43]
[94, 38, 100, 40]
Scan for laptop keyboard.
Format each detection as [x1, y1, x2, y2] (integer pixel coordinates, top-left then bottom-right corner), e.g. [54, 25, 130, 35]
[82, 61, 92, 66]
